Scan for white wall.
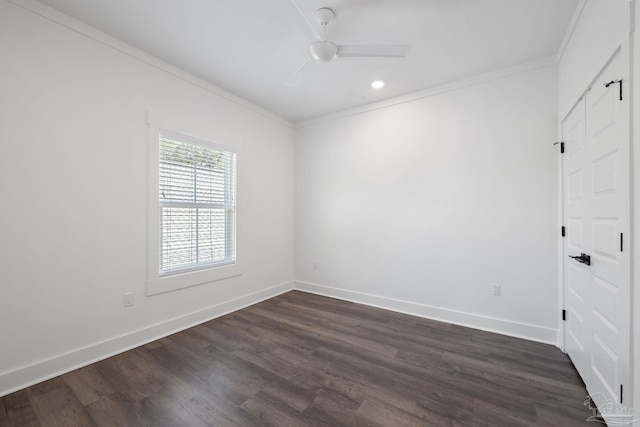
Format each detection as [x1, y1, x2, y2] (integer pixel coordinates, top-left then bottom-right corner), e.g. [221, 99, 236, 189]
[0, 0, 294, 396]
[294, 65, 560, 343]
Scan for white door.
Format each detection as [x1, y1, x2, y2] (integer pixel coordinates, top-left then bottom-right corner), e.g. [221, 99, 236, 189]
[562, 48, 630, 418]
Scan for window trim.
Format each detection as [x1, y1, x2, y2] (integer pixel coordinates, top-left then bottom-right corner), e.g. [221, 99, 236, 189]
[147, 118, 241, 296]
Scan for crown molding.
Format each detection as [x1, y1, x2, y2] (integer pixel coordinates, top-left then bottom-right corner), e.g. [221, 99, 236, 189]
[556, 0, 587, 63]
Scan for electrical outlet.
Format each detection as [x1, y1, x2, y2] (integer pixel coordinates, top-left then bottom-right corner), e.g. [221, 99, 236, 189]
[491, 283, 501, 296]
[313, 261, 318, 270]
[123, 292, 134, 307]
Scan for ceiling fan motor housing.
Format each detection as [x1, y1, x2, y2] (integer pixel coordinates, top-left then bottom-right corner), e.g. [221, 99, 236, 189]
[310, 40, 338, 63]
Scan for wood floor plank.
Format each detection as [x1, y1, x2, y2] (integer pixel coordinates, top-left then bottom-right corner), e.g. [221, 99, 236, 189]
[240, 390, 326, 427]
[1, 291, 595, 426]
[84, 390, 153, 427]
[0, 397, 10, 427]
[182, 392, 262, 427]
[63, 365, 116, 406]
[357, 395, 439, 427]
[303, 393, 386, 427]
[1, 390, 40, 427]
[27, 378, 97, 427]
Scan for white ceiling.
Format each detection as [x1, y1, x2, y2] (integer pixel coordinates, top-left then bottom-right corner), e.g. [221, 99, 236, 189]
[37, 0, 579, 123]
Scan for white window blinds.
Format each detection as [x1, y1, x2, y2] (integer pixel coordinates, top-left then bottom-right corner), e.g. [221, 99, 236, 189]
[159, 132, 236, 275]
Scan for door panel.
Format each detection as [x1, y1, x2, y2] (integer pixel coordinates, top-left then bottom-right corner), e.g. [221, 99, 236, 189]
[591, 333, 618, 397]
[591, 151, 617, 195]
[567, 170, 583, 200]
[591, 276, 617, 329]
[591, 219, 619, 260]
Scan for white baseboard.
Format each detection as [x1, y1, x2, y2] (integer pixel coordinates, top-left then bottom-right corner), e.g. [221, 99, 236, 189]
[294, 280, 558, 345]
[0, 281, 294, 398]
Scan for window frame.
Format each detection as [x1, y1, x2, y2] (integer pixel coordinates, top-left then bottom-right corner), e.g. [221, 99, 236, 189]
[147, 120, 241, 296]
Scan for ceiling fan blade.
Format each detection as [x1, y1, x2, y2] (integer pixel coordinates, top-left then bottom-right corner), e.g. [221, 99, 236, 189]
[337, 45, 411, 58]
[284, 57, 312, 87]
[289, 0, 321, 40]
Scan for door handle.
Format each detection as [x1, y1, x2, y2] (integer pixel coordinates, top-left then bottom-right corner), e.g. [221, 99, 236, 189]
[569, 253, 591, 266]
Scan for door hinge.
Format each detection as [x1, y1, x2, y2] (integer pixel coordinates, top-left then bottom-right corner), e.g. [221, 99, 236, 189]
[554, 141, 565, 153]
[620, 80, 623, 101]
[561, 226, 566, 237]
[620, 233, 623, 252]
[605, 79, 623, 101]
[562, 309, 566, 321]
[620, 384, 623, 404]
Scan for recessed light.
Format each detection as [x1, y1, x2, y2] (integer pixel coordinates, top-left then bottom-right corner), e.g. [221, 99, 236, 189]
[371, 80, 385, 89]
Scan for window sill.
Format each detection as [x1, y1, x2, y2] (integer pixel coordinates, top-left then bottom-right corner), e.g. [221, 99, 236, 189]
[146, 263, 242, 296]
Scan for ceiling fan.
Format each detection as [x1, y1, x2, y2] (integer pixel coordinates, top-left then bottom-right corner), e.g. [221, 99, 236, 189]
[286, 6, 411, 86]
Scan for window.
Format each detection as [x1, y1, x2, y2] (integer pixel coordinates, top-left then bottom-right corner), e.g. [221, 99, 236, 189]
[146, 118, 241, 296]
[159, 131, 236, 275]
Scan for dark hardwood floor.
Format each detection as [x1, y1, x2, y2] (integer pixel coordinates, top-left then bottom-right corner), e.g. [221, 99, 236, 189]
[1, 291, 596, 426]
